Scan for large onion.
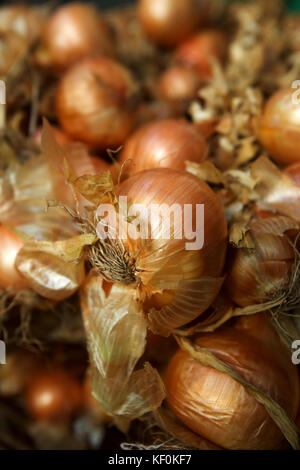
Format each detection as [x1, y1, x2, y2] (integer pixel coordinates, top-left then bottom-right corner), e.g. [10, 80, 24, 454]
[165, 313, 299, 449]
[56, 58, 139, 150]
[119, 119, 208, 177]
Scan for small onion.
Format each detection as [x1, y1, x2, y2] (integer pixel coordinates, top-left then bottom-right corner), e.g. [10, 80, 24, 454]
[258, 88, 300, 165]
[165, 313, 299, 450]
[56, 58, 138, 150]
[26, 368, 82, 423]
[225, 223, 294, 307]
[137, 0, 208, 47]
[0, 225, 27, 291]
[36, 3, 114, 71]
[174, 30, 228, 79]
[158, 65, 202, 103]
[119, 119, 208, 176]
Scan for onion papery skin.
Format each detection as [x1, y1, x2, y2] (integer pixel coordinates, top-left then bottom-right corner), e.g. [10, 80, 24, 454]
[113, 168, 227, 330]
[119, 119, 208, 177]
[137, 0, 207, 48]
[0, 225, 27, 291]
[165, 314, 299, 450]
[225, 229, 294, 307]
[258, 88, 300, 165]
[174, 31, 228, 79]
[56, 58, 138, 150]
[37, 3, 114, 71]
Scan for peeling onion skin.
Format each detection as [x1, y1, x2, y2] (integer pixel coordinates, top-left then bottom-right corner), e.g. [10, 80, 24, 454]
[56, 58, 138, 150]
[26, 368, 82, 423]
[165, 314, 299, 450]
[137, 0, 206, 48]
[225, 231, 294, 307]
[258, 88, 300, 165]
[119, 119, 208, 177]
[174, 31, 228, 79]
[0, 225, 27, 291]
[36, 3, 114, 71]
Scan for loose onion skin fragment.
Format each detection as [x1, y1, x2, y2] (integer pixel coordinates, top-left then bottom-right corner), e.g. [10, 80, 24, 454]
[119, 119, 208, 177]
[258, 88, 300, 165]
[56, 58, 138, 150]
[165, 314, 300, 450]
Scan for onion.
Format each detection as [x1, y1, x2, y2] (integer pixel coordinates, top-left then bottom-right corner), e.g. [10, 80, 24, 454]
[158, 65, 202, 103]
[225, 218, 294, 307]
[258, 88, 300, 165]
[102, 168, 227, 334]
[137, 0, 208, 47]
[165, 313, 299, 449]
[0, 225, 27, 291]
[56, 58, 139, 150]
[174, 30, 228, 79]
[119, 119, 208, 177]
[36, 3, 114, 71]
[26, 367, 82, 423]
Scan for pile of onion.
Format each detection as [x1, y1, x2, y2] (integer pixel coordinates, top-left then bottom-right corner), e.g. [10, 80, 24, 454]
[56, 58, 139, 150]
[119, 119, 208, 177]
[165, 313, 299, 449]
[35, 2, 114, 71]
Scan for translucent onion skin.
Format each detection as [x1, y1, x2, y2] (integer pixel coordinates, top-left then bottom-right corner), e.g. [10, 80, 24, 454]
[137, 0, 207, 47]
[56, 58, 138, 150]
[174, 31, 228, 79]
[119, 119, 208, 176]
[225, 231, 294, 307]
[158, 65, 202, 103]
[258, 88, 300, 165]
[115, 168, 227, 293]
[26, 368, 82, 423]
[37, 3, 114, 70]
[165, 314, 299, 450]
[0, 225, 27, 291]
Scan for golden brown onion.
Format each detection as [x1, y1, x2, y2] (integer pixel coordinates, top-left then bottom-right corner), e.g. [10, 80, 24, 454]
[174, 30, 228, 79]
[119, 119, 208, 176]
[0, 225, 27, 291]
[158, 65, 202, 103]
[165, 314, 299, 450]
[258, 88, 300, 165]
[225, 221, 294, 307]
[137, 0, 208, 47]
[26, 368, 82, 422]
[36, 3, 114, 70]
[56, 58, 138, 150]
